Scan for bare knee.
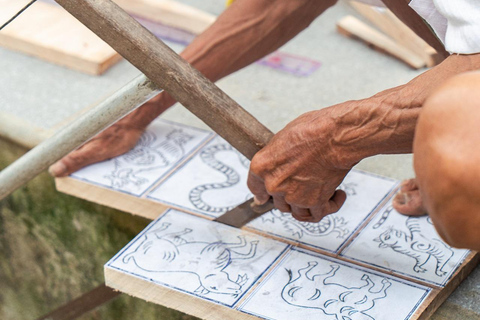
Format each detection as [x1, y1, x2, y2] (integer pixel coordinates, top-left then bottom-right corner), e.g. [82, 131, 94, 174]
[413, 71, 480, 250]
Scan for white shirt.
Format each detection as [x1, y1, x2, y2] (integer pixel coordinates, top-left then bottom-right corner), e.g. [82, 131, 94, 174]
[358, 0, 480, 54]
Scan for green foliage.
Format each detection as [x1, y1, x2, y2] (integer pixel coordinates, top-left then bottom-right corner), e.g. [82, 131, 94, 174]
[0, 139, 198, 320]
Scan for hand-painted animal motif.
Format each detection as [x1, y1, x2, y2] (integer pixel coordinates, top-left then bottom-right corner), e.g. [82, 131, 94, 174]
[104, 129, 193, 188]
[282, 261, 390, 320]
[374, 215, 454, 277]
[263, 210, 349, 239]
[189, 144, 250, 213]
[122, 223, 258, 297]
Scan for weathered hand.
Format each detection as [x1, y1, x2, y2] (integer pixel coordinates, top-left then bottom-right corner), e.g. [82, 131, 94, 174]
[49, 93, 175, 177]
[247, 108, 351, 223]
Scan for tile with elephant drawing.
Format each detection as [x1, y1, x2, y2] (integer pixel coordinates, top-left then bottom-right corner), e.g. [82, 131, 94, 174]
[246, 170, 398, 253]
[146, 136, 252, 218]
[70, 119, 213, 197]
[105, 208, 290, 307]
[340, 199, 470, 286]
[239, 248, 430, 320]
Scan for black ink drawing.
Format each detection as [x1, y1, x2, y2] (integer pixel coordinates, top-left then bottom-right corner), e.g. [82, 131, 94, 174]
[104, 129, 193, 188]
[256, 182, 356, 239]
[189, 144, 250, 214]
[122, 222, 258, 297]
[282, 261, 391, 320]
[374, 212, 454, 277]
[260, 210, 349, 239]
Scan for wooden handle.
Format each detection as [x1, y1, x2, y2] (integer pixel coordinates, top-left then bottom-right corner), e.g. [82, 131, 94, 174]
[54, 0, 273, 160]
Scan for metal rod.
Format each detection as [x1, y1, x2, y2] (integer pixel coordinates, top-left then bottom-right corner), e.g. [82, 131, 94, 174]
[0, 75, 160, 200]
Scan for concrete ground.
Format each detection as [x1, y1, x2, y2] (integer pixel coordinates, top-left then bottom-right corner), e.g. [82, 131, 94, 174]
[0, 0, 478, 318]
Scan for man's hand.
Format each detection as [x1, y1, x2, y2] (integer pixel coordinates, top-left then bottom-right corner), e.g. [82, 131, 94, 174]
[248, 108, 351, 222]
[49, 93, 174, 177]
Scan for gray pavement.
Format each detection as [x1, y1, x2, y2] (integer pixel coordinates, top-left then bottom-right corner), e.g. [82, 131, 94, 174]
[0, 0, 478, 317]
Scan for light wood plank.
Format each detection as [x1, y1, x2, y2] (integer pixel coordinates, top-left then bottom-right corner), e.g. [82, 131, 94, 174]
[113, 0, 216, 35]
[337, 15, 426, 69]
[56, 177, 167, 220]
[0, 1, 121, 75]
[349, 1, 439, 67]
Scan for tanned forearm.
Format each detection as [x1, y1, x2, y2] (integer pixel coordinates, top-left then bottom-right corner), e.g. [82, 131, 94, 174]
[328, 53, 480, 168]
[134, 0, 336, 125]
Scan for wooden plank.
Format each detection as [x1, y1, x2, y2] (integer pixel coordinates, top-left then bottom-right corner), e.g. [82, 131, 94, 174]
[0, 1, 121, 75]
[113, 0, 216, 35]
[349, 1, 440, 67]
[54, 0, 273, 161]
[55, 177, 168, 220]
[381, 0, 449, 60]
[103, 207, 480, 320]
[337, 15, 426, 69]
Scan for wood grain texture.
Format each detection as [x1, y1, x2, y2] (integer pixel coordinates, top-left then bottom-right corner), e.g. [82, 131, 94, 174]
[105, 267, 258, 320]
[337, 16, 426, 69]
[0, 0, 121, 75]
[113, 0, 216, 34]
[55, 177, 168, 220]
[381, 0, 449, 60]
[53, 0, 273, 161]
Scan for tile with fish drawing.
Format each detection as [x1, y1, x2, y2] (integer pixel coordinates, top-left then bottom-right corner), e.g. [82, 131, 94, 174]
[70, 119, 213, 196]
[239, 248, 429, 320]
[146, 136, 252, 217]
[105, 209, 290, 307]
[247, 170, 398, 253]
[341, 199, 470, 286]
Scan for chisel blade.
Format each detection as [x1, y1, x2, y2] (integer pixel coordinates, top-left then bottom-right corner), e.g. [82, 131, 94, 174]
[214, 198, 274, 228]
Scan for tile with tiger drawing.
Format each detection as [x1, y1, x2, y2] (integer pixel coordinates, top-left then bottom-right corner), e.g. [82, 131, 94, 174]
[341, 199, 470, 286]
[146, 136, 252, 218]
[246, 170, 398, 253]
[105, 209, 290, 307]
[70, 119, 213, 197]
[239, 248, 430, 320]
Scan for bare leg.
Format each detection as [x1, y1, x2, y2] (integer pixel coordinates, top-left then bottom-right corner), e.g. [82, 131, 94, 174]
[414, 71, 480, 251]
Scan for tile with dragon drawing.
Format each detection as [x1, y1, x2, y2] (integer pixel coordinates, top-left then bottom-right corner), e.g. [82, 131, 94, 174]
[341, 199, 470, 286]
[146, 136, 252, 218]
[70, 119, 213, 197]
[105, 209, 290, 307]
[246, 170, 398, 253]
[239, 248, 430, 320]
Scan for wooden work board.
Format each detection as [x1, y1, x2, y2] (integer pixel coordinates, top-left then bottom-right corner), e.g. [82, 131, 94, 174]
[0, 0, 121, 75]
[0, 0, 214, 74]
[55, 119, 479, 320]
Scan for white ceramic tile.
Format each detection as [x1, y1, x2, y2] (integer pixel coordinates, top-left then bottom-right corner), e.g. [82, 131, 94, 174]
[247, 170, 397, 252]
[147, 136, 251, 217]
[71, 119, 213, 196]
[106, 209, 289, 307]
[240, 248, 430, 320]
[341, 199, 470, 286]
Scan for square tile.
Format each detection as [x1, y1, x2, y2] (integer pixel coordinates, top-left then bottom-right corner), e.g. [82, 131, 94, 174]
[240, 248, 430, 320]
[106, 209, 290, 307]
[147, 136, 251, 217]
[247, 170, 397, 252]
[341, 199, 470, 286]
[71, 119, 213, 196]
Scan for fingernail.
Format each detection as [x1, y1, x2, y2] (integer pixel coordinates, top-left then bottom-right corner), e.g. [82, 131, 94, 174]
[253, 196, 266, 205]
[49, 162, 67, 177]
